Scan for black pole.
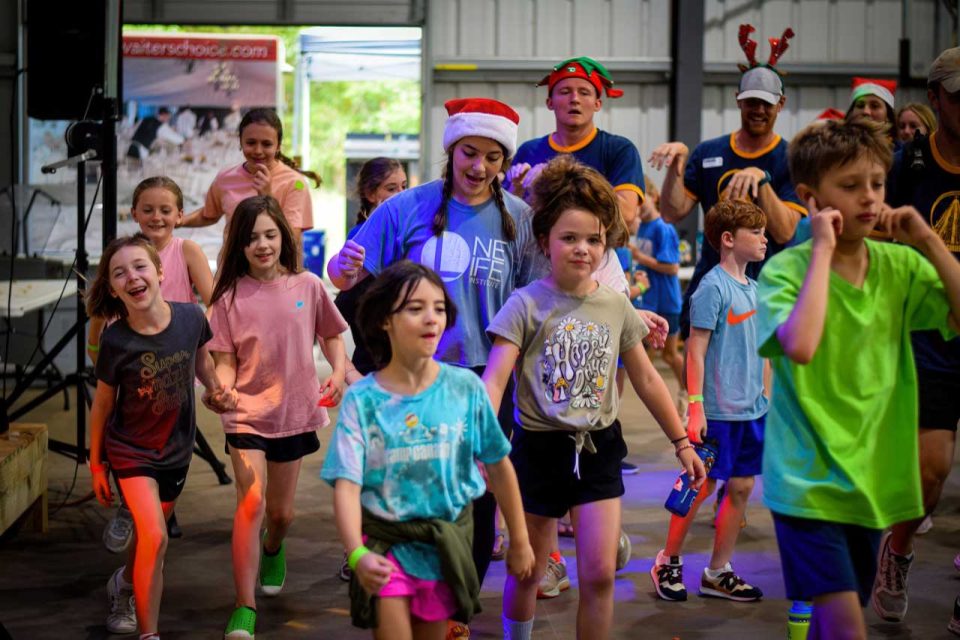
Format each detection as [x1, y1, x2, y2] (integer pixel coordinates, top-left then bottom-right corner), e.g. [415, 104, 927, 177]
[76, 161, 87, 464]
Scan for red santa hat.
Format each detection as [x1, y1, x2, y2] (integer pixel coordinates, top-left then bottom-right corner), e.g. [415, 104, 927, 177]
[443, 98, 520, 158]
[816, 107, 845, 121]
[850, 77, 897, 110]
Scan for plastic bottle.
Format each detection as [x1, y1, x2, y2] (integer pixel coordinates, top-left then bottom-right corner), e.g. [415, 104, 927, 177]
[664, 440, 718, 517]
[786, 601, 812, 640]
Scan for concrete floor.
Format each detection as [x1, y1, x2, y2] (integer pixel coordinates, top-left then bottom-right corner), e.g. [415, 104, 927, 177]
[2, 362, 960, 639]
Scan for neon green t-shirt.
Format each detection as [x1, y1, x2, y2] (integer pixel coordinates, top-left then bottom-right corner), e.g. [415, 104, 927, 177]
[757, 240, 956, 528]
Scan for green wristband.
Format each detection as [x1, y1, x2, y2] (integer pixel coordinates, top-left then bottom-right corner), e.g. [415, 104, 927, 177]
[87, 343, 100, 353]
[688, 394, 704, 403]
[347, 545, 370, 571]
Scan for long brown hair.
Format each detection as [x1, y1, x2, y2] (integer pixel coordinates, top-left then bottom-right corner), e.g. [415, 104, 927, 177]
[239, 109, 322, 188]
[432, 142, 516, 241]
[86, 233, 162, 319]
[210, 195, 301, 307]
[355, 157, 403, 224]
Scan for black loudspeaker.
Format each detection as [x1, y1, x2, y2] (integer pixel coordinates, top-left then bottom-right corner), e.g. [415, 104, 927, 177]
[26, 0, 107, 120]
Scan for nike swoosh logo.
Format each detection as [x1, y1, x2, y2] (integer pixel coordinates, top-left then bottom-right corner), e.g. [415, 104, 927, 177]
[175, 478, 185, 486]
[726, 308, 756, 325]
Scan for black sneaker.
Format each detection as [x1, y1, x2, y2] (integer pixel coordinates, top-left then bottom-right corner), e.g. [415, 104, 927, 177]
[621, 461, 639, 475]
[650, 551, 687, 601]
[699, 563, 763, 601]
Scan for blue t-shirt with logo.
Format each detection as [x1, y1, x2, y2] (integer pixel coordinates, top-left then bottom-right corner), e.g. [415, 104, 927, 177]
[888, 131, 960, 375]
[689, 265, 768, 420]
[506, 128, 645, 203]
[682, 134, 807, 333]
[636, 217, 682, 315]
[351, 180, 533, 367]
[321, 364, 511, 579]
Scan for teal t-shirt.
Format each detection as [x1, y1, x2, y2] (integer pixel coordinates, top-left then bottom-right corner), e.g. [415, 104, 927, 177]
[321, 364, 511, 579]
[757, 240, 955, 528]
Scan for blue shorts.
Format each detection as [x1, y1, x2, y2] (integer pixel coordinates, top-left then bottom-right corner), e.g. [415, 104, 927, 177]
[705, 416, 764, 481]
[772, 512, 881, 605]
[661, 313, 680, 336]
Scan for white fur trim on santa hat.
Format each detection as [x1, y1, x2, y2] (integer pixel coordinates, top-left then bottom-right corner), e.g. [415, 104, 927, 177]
[851, 83, 895, 110]
[443, 112, 518, 158]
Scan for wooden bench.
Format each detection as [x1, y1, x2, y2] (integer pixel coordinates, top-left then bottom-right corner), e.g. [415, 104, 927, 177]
[0, 423, 48, 535]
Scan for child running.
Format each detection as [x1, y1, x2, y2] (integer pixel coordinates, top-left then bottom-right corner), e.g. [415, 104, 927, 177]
[758, 117, 960, 638]
[207, 195, 349, 639]
[650, 199, 769, 604]
[482, 156, 705, 640]
[87, 234, 232, 640]
[89, 177, 216, 556]
[322, 260, 535, 639]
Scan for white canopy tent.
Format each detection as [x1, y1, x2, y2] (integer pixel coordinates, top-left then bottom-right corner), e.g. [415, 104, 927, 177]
[293, 26, 421, 169]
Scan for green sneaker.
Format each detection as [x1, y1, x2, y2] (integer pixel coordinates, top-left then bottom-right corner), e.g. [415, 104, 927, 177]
[224, 606, 256, 639]
[259, 541, 286, 596]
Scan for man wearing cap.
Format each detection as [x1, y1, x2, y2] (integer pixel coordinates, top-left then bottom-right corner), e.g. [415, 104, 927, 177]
[872, 46, 960, 625]
[505, 56, 645, 225]
[648, 61, 806, 341]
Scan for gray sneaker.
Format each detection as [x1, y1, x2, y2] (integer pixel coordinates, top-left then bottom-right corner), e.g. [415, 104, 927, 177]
[103, 503, 134, 554]
[616, 530, 632, 571]
[871, 530, 913, 622]
[105, 567, 137, 634]
[537, 555, 570, 599]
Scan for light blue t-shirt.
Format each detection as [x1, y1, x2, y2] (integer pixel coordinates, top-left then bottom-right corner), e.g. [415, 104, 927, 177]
[351, 180, 533, 367]
[320, 364, 511, 579]
[689, 265, 768, 420]
[636, 217, 682, 315]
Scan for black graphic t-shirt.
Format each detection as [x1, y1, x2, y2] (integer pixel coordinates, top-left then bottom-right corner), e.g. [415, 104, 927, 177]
[95, 302, 213, 470]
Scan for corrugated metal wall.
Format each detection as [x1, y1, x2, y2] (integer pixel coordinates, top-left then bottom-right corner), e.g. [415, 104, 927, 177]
[123, 0, 423, 25]
[425, 0, 944, 182]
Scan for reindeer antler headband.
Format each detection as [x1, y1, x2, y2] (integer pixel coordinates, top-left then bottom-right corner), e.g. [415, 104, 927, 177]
[737, 24, 795, 75]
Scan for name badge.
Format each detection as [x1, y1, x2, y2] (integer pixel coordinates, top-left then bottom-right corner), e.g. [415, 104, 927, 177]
[703, 157, 723, 169]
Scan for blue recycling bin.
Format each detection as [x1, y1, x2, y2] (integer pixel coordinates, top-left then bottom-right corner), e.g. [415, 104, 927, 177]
[302, 229, 326, 279]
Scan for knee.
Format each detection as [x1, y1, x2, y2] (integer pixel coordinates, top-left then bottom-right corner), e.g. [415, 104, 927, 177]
[265, 504, 295, 531]
[725, 478, 755, 504]
[237, 487, 267, 521]
[136, 523, 169, 557]
[578, 566, 615, 597]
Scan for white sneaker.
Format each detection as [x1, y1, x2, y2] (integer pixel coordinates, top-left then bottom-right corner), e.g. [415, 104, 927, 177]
[537, 555, 570, 599]
[103, 504, 134, 554]
[871, 530, 912, 622]
[106, 567, 137, 634]
[916, 515, 933, 535]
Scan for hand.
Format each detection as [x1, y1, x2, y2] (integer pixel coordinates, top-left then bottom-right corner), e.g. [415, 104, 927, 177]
[505, 539, 536, 581]
[677, 445, 707, 489]
[251, 162, 272, 197]
[203, 385, 238, 413]
[505, 162, 531, 195]
[635, 270, 650, 291]
[355, 551, 394, 595]
[807, 197, 843, 252]
[336, 240, 366, 279]
[91, 466, 113, 507]
[876, 205, 934, 247]
[521, 163, 547, 192]
[638, 310, 668, 349]
[318, 373, 345, 408]
[686, 401, 705, 444]
[648, 142, 689, 176]
[721, 167, 765, 202]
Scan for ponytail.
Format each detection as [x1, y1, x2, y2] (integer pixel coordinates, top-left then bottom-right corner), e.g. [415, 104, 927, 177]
[432, 160, 455, 236]
[490, 177, 517, 242]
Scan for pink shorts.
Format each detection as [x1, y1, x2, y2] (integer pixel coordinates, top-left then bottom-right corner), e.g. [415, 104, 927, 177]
[378, 551, 457, 623]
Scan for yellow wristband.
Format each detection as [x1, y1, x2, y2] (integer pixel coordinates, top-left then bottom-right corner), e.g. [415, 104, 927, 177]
[348, 545, 370, 571]
[87, 343, 100, 353]
[688, 394, 704, 403]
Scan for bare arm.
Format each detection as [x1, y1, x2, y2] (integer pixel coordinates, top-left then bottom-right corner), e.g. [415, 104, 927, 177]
[212, 351, 238, 390]
[484, 457, 535, 580]
[326, 239, 370, 291]
[87, 315, 106, 365]
[318, 334, 347, 406]
[632, 249, 681, 275]
[183, 239, 215, 306]
[723, 167, 801, 244]
[194, 343, 220, 392]
[648, 142, 697, 222]
[481, 337, 521, 414]
[89, 381, 116, 505]
[621, 341, 705, 486]
[333, 479, 394, 594]
[615, 190, 640, 227]
[775, 202, 840, 364]
[179, 208, 218, 228]
[684, 328, 710, 443]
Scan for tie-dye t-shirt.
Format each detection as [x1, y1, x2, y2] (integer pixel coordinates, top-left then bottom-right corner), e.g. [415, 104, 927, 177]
[321, 364, 510, 579]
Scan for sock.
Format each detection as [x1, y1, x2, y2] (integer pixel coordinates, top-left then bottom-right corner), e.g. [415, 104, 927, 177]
[115, 567, 133, 591]
[502, 615, 534, 640]
[658, 550, 682, 566]
[549, 550, 562, 564]
[139, 634, 159, 640]
[704, 563, 732, 579]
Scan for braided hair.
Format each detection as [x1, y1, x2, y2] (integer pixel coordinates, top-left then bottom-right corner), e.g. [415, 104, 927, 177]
[431, 144, 516, 242]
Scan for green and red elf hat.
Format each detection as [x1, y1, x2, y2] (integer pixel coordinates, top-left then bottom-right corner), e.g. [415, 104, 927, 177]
[538, 56, 624, 99]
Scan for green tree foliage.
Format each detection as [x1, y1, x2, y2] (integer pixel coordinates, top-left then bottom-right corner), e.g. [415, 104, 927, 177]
[125, 24, 420, 195]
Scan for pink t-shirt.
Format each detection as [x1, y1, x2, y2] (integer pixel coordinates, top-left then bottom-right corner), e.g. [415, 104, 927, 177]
[158, 237, 196, 303]
[207, 271, 347, 438]
[201, 161, 314, 231]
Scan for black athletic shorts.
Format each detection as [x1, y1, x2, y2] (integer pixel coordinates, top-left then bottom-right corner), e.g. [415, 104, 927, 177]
[917, 367, 960, 432]
[225, 431, 320, 463]
[114, 465, 190, 503]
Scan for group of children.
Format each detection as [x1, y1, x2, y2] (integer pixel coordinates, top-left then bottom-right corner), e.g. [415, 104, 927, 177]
[86, 94, 959, 640]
